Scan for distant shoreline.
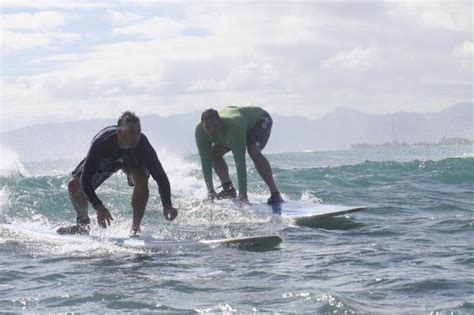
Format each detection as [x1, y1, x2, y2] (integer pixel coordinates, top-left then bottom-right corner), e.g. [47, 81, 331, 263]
[351, 137, 473, 150]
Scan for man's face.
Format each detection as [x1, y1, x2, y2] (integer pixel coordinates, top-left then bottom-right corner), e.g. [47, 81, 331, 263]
[202, 118, 221, 137]
[121, 122, 142, 148]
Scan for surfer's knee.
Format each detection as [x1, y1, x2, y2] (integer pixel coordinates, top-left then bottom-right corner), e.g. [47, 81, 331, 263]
[247, 145, 262, 160]
[211, 144, 227, 160]
[129, 167, 149, 189]
[68, 177, 81, 194]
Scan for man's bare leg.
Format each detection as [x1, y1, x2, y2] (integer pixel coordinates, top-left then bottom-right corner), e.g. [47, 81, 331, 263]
[211, 144, 231, 185]
[129, 167, 150, 234]
[68, 176, 89, 223]
[57, 176, 90, 234]
[209, 144, 238, 199]
[247, 144, 279, 194]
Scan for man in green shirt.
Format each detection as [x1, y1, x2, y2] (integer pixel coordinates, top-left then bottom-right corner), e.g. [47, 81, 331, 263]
[195, 106, 282, 205]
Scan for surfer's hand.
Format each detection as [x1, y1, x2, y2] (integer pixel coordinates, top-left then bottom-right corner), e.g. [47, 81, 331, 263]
[239, 193, 249, 206]
[163, 205, 178, 222]
[96, 205, 113, 228]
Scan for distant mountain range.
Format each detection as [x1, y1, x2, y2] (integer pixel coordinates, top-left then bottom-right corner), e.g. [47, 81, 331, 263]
[1, 102, 472, 161]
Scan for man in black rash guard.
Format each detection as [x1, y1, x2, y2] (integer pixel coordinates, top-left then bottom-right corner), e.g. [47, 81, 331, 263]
[57, 111, 178, 236]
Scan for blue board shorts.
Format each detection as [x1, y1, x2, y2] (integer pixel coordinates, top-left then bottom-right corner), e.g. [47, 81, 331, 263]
[247, 111, 273, 150]
[220, 111, 273, 153]
[219, 111, 273, 153]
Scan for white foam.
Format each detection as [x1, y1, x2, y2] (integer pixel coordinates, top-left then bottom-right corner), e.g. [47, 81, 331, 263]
[0, 145, 29, 177]
[455, 151, 474, 158]
[0, 188, 8, 223]
[155, 148, 207, 199]
[300, 191, 322, 204]
[1, 221, 147, 257]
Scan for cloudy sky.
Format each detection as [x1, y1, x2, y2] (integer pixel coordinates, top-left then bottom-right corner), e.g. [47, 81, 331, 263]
[1, 0, 472, 132]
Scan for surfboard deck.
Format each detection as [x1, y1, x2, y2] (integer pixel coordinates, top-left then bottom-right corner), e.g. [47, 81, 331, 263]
[0, 223, 282, 250]
[201, 235, 282, 247]
[267, 202, 366, 227]
[287, 205, 366, 226]
[215, 197, 366, 227]
[97, 234, 282, 249]
[106, 236, 197, 249]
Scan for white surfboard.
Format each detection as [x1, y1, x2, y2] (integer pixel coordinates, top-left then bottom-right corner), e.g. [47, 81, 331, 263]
[264, 200, 365, 226]
[1, 223, 93, 244]
[0, 223, 282, 250]
[201, 235, 282, 247]
[215, 197, 366, 227]
[106, 236, 198, 250]
[282, 203, 366, 226]
[107, 235, 282, 249]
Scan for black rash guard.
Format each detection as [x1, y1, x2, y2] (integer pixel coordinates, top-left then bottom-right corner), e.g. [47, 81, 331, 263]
[80, 126, 172, 209]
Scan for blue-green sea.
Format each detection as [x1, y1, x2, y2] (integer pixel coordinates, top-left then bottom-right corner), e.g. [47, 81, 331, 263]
[0, 145, 473, 313]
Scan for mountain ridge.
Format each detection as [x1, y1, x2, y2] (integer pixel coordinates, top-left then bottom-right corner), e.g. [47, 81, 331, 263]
[1, 102, 472, 161]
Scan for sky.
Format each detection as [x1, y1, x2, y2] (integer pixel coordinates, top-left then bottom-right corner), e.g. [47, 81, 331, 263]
[1, 0, 472, 132]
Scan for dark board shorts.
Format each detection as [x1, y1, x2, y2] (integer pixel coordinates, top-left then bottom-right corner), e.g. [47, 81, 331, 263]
[71, 153, 145, 189]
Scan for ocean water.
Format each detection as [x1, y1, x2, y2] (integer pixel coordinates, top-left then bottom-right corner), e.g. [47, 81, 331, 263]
[0, 144, 473, 313]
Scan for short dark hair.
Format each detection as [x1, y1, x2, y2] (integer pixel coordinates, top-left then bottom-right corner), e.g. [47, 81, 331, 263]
[117, 111, 140, 128]
[201, 108, 220, 122]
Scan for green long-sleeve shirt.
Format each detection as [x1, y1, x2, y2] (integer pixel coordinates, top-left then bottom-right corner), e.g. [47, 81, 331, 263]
[195, 106, 265, 195]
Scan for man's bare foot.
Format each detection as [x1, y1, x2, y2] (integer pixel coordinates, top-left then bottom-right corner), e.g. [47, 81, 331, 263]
[130, 227, 141, 238]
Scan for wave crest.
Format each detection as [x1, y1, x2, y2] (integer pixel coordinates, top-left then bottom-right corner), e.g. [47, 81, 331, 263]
[0, 145, 29, 178]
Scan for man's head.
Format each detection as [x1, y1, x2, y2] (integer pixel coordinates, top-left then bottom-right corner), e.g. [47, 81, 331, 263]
[117, 111, 141, 148]
[201, 109, 221, 137]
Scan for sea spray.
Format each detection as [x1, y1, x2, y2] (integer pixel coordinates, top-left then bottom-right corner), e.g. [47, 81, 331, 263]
[0, 145, 29, 178]
[0, 188, 8, 223]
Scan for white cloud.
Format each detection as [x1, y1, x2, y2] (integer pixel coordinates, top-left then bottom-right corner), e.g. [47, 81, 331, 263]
[104, 10, 142, 26]
[112, 17, 184, 39]
[2, 31, 50, 55]
[28, 53, 81, 64]
[0, 0, 111, 9]
[187, 62, 280, 93]
[388, 1, 472, 32]
[186, 4, 327, 47]
[188, 79, 226, 92]
[420, 9, 457, 30]
[1, 31, 80, 55]
[453, 40, 474, 67]
[1, 11, 79, 55]
[227, 62, 280, 89]
[2, 11, 71, 30]
[323, 47, 379, 71]
[4, 41, 169, 100]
